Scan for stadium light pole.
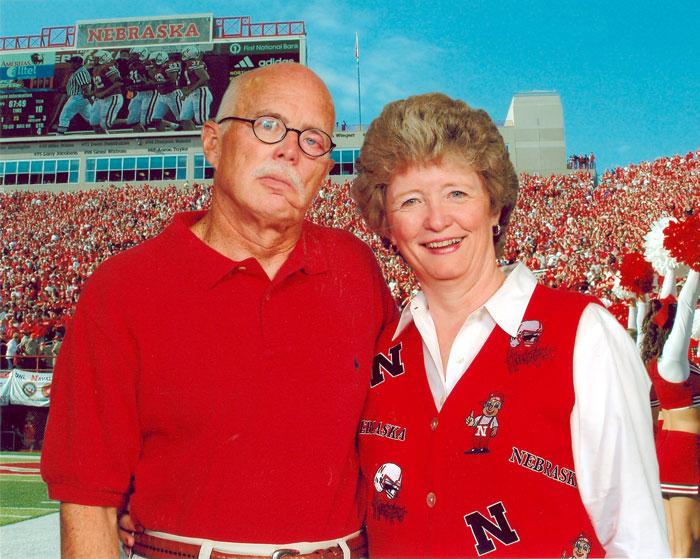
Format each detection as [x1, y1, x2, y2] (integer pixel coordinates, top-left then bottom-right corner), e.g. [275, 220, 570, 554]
[355, 32, 362, 130]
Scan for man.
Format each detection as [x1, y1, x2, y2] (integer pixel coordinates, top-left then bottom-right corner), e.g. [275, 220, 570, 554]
[50, 55, 93, 135]
[5, 332, 20, 369]
[88, 50, 124, 133]
[148, 50, 183, 131]
[50, 333, 62, 368]
[124, 47, 157, 133]
[178, 45, 213, 130]
[41, 63, 396, 558]
[19, 332, 39, 369]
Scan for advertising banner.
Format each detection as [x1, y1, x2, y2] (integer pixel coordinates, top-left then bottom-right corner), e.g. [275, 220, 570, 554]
[0, 38, 301, 140]
[5, 370, 52, 407]
[0, 371, 10, 406]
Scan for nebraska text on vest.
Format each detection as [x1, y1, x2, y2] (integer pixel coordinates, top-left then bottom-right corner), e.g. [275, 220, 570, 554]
[509, 446, 577, 487]
[359, 420, 407, 441]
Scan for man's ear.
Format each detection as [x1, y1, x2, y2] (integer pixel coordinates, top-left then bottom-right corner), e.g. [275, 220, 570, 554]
[324, 156, 334, 178]
[201, 120, 221, 169]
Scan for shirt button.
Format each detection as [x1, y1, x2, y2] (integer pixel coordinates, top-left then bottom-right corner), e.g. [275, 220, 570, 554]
[265, 294, 271, 301]
[430, 417, 439, 431]
[426, 492, 436, 507]
[238, 266, 246, 272]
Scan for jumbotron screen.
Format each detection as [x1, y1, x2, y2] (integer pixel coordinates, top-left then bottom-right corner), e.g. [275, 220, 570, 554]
[0, 15, 301, 138]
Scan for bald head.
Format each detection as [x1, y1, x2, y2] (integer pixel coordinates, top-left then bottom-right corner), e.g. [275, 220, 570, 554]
[215, 63, 335, 134]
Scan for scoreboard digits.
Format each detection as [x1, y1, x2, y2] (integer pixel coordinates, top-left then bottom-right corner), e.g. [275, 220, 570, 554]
[0, 92, 50, 136]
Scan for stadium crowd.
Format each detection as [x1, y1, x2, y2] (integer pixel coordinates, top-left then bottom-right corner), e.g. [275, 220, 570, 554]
[1, 183, 212, 368]
[1, 150, 699, 363]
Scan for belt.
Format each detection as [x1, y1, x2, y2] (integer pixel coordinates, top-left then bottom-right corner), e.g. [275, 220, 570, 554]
[132, 530, 368, 559]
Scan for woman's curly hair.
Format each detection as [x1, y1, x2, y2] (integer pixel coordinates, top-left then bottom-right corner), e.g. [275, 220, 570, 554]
[350, 92, 519, 257]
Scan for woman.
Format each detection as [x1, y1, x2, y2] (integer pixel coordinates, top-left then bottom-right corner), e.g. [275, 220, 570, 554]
[351, 93, 668, 558]
[642, 270, 700, 557]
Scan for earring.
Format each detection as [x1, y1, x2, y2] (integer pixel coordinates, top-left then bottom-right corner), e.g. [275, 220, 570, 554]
[492, 224, 501, 236]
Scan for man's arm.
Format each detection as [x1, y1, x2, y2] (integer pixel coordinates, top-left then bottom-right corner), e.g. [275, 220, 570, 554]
[182, 65, 210, 97]
[60, 503, 119, 559]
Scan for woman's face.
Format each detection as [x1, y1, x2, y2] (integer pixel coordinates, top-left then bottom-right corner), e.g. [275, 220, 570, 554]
[385, 159, 499, 287]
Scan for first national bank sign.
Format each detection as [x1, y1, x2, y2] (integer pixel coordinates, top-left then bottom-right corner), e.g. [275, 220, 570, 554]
[75, 14, 213, 48]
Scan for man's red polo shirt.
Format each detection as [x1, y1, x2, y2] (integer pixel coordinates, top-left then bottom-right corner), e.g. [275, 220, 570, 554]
[42, 211, 397, 543]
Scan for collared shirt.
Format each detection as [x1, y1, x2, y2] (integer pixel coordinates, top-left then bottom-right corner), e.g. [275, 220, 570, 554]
[393, 263, 668, 557]
[6, 338, 19, 357]
[66, 66, 91, 96]
[42, 211, 398, 543]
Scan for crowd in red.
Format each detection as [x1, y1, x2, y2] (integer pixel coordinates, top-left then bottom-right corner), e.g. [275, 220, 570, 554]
[1, 183, 212, 365]
[2, 150, 699, 353]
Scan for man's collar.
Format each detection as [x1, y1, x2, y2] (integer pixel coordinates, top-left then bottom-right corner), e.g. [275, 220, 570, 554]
[393, 263, 537, 339]
[288, 221, 329, 276]
[165, 212, 327, 290]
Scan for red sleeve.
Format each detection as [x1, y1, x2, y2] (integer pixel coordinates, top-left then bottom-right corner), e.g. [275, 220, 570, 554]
[41, 275, 141, 508]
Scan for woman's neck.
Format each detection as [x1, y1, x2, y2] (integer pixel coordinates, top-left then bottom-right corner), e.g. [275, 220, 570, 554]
[421, 264, 506, 375]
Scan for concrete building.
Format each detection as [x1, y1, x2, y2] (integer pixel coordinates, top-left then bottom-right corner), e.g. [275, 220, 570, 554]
[330, 91, 576, 182]
[499, 91, 568, 177]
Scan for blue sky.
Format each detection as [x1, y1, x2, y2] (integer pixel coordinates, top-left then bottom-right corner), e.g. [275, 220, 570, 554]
[2, 0, 698, 173]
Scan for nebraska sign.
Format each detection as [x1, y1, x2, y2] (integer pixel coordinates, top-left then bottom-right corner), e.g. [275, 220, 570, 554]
[76, 15, 213, 48]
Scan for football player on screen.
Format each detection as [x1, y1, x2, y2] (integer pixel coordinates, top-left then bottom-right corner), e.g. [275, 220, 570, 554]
[88, 50, 124, 134]
[178, 45, 212, 130]
[124, 47, 158, 132]
[148, 50, 183, 131]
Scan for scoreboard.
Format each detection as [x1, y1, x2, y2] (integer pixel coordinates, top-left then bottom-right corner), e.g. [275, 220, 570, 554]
[0, 15, 303, 140]
[0, 92, 51, 136]
[0, 50, 58, 137]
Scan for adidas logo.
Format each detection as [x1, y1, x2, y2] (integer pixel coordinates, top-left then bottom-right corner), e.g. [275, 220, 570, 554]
[234, 56, 255, 68]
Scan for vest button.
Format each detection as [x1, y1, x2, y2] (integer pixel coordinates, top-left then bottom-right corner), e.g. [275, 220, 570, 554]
[430, 417, 438, 431]
[426, 492, 436, 507]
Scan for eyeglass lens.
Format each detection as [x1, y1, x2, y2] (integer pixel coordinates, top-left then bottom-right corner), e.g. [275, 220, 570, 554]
[252, 116, 332, 156]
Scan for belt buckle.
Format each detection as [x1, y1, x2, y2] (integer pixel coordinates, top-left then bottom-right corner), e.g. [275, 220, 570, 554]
[271, 549, 300, 559]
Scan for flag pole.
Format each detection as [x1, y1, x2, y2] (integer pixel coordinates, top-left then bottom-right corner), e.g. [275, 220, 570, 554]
[355, 32, 362, 130]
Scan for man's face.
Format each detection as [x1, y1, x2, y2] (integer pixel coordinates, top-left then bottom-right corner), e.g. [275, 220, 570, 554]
[204, 66, 335, 230]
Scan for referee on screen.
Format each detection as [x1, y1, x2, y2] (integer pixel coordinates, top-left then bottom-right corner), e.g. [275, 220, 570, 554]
[52, 55, 93, 134]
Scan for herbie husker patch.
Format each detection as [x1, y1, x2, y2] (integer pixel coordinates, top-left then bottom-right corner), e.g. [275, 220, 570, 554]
[464, 391, 505, 454]
[505, 319, 555, 373]
[371, 462, 407, 524]
[562, 532, 593, 559]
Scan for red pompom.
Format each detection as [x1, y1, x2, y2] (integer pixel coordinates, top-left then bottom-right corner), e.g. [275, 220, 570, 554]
[618, 252, 655, 296]
[608, 302, 629, 329]
[664, 215, 700, 271]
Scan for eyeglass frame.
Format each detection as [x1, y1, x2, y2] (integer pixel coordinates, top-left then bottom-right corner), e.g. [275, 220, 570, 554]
[216, 115, 337, 157]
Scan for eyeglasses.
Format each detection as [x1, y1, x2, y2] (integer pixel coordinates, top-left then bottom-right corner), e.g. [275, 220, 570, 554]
[217, 115, 336, 157]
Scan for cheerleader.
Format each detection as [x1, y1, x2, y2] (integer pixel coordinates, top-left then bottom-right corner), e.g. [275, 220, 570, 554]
[642, 215, 700, 557]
